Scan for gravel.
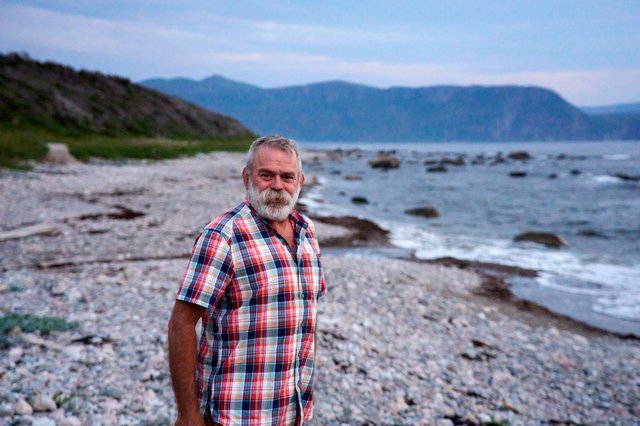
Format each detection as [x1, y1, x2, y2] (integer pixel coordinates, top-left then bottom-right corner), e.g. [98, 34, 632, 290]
[1, 153, 638, 425]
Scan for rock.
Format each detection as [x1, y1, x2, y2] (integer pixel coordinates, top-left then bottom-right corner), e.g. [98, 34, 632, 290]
[548, 173, 558, 179]
[58, 417, 81, 426]
[351, 196, 369, 205]
[32, 394, 57, 412]
[369, 153, 400, 169]
[508, 151, 532, 161]
[9, 347, 24, 360]
[614, 173, 640, 181]
[32, 418, 56, 426]
[0, 403, 14, 416]
[101, 387, 124, 400]
[477, 413, 492, 423]
[427, 165, 447, 173]
[45, 143, 80, 165]
[15, 398, 33, 415]
[440, 156, 465, 166]
[509, 171, 527, 178]
[570, 169, 582, 175]
[405, 207, 440, 219]
[514, 232, 567, 248]
[343, 175, 362, 181]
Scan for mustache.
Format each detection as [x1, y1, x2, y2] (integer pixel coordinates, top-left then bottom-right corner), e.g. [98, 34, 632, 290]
[259, 188, 292, 205]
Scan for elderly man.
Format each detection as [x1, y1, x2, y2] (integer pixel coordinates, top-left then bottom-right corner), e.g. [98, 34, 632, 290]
[168, 135, 326, 426]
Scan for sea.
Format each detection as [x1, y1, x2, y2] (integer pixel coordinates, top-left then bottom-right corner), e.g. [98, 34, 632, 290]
[299, 141, 640, 336]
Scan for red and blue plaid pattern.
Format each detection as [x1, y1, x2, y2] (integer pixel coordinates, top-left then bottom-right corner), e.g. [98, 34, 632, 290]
[177, 201, 326, 425]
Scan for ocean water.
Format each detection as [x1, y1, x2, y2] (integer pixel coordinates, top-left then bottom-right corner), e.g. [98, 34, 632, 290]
[300, 141, 640, 335]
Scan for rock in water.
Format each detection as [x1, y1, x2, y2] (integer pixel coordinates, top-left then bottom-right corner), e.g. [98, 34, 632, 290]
[369, 153, 400, 169]
[351, 196, 369, 205]
[405, 207, 440, 218]
[514, 232, 567, 248]
[45, 143, 80, 165]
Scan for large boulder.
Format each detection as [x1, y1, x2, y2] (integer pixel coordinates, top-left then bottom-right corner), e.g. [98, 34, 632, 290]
[369, 152, 400, 169]
[514, 232, 567, 248]
[405, 206, 440, 218]
[508, 151, 532, 161]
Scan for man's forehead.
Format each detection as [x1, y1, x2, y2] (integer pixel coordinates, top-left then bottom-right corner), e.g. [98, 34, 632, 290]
[253, 146, 298, 166]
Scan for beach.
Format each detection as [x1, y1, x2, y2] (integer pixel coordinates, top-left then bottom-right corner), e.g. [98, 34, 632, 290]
[0, 152, 639, 425]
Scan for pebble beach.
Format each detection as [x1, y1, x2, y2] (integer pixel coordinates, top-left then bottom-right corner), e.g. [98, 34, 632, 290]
[0, 152, 639, 425]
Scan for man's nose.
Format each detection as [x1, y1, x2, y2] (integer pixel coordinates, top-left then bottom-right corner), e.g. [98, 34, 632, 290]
[270, 176, 283, 190]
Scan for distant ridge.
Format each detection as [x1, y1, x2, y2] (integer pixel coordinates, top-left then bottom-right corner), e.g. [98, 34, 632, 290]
[143, 75, 640, 142]
[0, 53, 254, 139]
[581, 103, 640, 115]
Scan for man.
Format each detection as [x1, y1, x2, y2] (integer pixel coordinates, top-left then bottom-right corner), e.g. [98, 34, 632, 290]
[168, 135, 326, 426]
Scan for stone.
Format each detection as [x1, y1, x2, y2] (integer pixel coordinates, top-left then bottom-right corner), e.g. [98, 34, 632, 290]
[0, 403, 14, 416]
[15, 398, 33, 415]
[508, 151, 532, 161]
[405, 206, 440, 218]
[509, 171, 527, 178]
[369, 153, 400, 169]
[477, 413, 492, 423]
[514, 232, 567, 248]
[32, 394, 57, 412]
[351, 196, 369, 204]
[45, 143, 80, 165]
[427, 165, 447, 173]
[32, 418, 56, 426]
[58, 417, 81, 426]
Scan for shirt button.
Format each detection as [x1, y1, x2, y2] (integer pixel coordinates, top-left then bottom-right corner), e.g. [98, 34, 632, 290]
[301, 293, 306, 299]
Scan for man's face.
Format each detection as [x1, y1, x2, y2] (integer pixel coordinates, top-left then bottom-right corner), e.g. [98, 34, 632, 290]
[243, 146, 304, 222]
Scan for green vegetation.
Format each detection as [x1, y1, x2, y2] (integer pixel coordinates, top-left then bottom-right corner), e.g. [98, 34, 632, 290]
[65, 134, 252, 161]
[0, 128, 49, 169]
[0, 312, 79, 348]
[0, 53, 255, 169]
[0, 312, 78, 334]
[0, 127, 253, 169]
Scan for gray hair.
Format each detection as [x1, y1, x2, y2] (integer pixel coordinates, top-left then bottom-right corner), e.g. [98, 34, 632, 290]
[246, 135, 302, 174]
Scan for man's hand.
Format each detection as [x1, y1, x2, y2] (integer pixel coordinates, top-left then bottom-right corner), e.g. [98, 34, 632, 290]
[168, 300, 206, 425]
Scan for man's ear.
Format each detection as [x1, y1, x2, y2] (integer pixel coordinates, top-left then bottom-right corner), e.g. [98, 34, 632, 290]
[299, 173, 305, 188]
[242, 168, 249, 190]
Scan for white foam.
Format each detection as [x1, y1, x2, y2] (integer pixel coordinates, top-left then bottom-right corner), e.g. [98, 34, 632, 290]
[603, 154, 631, 161]
[591, 174, 622, 184]
[388, 223, 640, 321]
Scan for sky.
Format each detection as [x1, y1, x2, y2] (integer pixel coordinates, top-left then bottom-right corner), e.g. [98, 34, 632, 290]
[1, 0, 639, 106]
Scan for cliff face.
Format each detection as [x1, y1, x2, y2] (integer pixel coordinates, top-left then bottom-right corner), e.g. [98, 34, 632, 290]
[0, 53, 254, 139]
[144, 75, 640, 142]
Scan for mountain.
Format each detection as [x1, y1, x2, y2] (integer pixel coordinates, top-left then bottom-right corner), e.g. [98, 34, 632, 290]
[0, 53, 253, 139]
[581, 103, 640, 115]
[142, 75, 640, 142]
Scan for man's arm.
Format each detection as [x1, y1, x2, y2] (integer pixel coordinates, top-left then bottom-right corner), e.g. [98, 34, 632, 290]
[168, 300, 207, 426]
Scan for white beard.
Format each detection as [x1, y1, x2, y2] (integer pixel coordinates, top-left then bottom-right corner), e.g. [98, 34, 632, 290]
[247, 181, 300, 222]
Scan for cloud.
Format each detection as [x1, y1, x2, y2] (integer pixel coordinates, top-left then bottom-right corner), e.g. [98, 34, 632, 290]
[1, 2, 638, 105]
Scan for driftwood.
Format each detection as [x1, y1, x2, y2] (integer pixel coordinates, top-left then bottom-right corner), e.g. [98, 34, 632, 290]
[0, 223, 60, 242]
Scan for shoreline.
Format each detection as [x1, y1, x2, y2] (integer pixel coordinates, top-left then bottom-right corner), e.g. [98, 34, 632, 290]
[311, 213, 639, 340]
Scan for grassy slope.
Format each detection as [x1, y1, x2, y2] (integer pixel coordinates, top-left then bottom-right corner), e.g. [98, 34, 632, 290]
[0, 53, 255, 168]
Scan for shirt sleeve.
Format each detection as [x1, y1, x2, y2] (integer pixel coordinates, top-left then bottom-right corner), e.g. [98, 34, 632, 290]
[176, 228, 234, 309]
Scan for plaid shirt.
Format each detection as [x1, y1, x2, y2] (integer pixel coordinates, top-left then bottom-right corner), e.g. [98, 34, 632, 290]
[177, 201, 326, 425]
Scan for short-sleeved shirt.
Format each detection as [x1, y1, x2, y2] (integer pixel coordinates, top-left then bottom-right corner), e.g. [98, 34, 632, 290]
[176, 200, 326, 425]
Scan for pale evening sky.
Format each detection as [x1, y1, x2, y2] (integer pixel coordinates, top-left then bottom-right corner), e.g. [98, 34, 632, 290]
[1, 0, 639, 106]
